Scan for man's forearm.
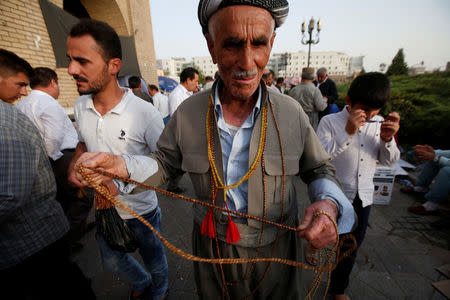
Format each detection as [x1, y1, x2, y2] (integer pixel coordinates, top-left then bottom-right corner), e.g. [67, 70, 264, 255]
[308, 178, 355, 234]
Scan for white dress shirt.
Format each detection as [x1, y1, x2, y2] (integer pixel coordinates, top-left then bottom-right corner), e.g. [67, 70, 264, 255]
[15, 90, 78, 160]
[152, 92, 169, 118]
[74, 88, 164, 219]
[168, 84, 192, 116]
[317, 106, 400, 207]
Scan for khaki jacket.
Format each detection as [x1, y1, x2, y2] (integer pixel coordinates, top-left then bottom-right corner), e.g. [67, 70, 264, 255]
[142, 81, 340, 247]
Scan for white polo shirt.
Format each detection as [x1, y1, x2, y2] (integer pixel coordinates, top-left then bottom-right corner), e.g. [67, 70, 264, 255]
[74, 88, 164, 219]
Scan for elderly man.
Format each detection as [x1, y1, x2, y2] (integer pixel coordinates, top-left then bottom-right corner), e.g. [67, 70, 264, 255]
[73, 1, 354, 298]
[314, 67, 338, 120]
[289, 67, 327, 130]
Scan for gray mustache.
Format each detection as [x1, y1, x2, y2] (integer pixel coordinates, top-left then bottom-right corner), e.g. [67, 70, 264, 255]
[232, 70, 257, 79]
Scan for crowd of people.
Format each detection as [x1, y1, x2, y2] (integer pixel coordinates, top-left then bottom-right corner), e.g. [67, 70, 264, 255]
[0, 1, 448, 300]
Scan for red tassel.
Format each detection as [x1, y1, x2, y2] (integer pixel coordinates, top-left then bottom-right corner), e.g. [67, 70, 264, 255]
[226, 218, 240, 244]
[201, 209, 215, 238]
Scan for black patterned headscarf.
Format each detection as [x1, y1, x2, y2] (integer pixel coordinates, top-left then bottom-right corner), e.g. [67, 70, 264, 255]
[198, 0, 289, 34]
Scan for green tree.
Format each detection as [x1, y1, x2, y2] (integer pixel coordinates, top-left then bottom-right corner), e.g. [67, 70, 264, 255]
[336, 71, 450, 149]
[386, 48, 408, 76]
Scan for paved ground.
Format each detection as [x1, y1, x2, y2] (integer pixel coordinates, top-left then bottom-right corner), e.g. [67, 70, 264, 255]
[72, 174, 450, 299]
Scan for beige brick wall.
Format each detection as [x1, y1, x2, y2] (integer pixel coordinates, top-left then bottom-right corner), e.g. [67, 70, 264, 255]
[49, 0, 63, 8]
[81, 0, 131, 36]
[1, 0, 158, 107]
[0, 0, 79, 108]
[81, 0, 159, 86]
[130, 0, 158, 86]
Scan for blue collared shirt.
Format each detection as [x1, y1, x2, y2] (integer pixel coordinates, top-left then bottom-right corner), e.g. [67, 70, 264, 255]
[214, 85, 262, 214]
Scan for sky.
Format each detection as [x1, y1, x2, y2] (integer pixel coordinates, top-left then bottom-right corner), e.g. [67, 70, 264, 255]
[149, 0, 450, 72]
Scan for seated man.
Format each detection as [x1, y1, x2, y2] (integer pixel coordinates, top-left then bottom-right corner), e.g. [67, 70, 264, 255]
[405, 145, 450, 216]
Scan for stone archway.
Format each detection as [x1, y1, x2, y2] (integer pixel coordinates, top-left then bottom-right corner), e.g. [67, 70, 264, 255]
[80, 0, 131, 36]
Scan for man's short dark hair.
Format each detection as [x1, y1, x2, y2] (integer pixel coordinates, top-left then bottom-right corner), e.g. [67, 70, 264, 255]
[69, 19, 122, 61]
[128, 76, 141, 89]
[180, 67, 198, 83]
[149, 84, 159, 92]
[269, 69, 275, 77]
[205, 76, 213, 82]
[0, 48, 33, 78]
[30, 67, 57, 89]
[347, 72, 390, 109]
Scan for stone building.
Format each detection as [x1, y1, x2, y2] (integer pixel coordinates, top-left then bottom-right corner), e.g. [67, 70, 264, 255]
[0, 0, 158, 108]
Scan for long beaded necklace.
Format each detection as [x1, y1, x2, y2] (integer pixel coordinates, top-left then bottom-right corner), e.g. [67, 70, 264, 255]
[202, 95, 268, 244]
[203, 95, 281, 299]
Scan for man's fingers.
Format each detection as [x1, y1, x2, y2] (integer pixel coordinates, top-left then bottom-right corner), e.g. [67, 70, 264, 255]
[298, 207, 314, 231]
[299, 215, 338, 248]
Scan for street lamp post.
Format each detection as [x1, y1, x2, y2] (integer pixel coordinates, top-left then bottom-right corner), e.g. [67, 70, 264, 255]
[301, 17, 321, 68]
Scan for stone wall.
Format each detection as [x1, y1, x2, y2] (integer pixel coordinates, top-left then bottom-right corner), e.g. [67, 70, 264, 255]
[0, 0, 158, 108]
[0, 0, 79, 107]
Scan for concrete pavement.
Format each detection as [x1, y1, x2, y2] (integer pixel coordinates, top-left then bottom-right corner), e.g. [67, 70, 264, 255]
[72, 175, 450, 299]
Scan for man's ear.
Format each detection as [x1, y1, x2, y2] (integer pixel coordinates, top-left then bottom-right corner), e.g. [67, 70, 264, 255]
[108, 58, 122, 76]
[270, 31, 276, 49]
[205, 34, 216, 64]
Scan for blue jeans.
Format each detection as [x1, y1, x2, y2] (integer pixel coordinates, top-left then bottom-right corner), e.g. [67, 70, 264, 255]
[97, 207, 168, 299]
[417, 161, 450, 205]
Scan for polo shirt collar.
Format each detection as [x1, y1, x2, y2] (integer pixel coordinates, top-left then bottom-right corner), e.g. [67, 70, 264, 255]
[86, 88, 130, 115]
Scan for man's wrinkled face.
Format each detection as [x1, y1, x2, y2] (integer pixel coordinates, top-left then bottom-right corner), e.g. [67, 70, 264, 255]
[0, 72, 29, 103]
[206, 6, 275, 101]
[66, 34, 112, 95]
